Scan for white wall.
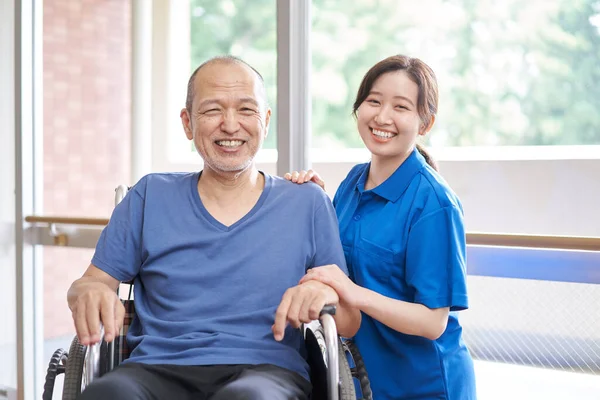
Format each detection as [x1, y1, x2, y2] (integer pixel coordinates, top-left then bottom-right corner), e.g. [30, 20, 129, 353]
[0, 0, 18, 391]
[315, 158, 600, 237]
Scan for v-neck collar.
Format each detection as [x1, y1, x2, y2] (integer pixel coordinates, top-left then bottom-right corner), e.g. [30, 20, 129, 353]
[191, 171, 271, 232]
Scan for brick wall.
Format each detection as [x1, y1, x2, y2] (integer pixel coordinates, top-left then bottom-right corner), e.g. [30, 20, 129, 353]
[43, 0, 131, 339]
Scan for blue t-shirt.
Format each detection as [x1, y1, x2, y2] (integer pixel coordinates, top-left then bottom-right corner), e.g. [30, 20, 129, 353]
[334, 149, 476, 400]
[91, 171, 347, 381]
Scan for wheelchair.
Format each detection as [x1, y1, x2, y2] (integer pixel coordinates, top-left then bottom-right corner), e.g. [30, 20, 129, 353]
[43, 185, 372, 400]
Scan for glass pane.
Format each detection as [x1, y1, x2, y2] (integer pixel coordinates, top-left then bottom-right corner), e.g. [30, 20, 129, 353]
[42, 0, 132, 396]
[190, 0, 278, 150]
[311, 0, 600, 148]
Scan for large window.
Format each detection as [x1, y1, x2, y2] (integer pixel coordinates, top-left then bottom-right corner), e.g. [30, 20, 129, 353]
[190, 0, 277, 150]
[311, 0, 600, 149]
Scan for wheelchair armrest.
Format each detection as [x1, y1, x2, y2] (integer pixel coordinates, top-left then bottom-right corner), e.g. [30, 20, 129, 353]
[84, 325, 105, 384]
[319, 305, 339, 400]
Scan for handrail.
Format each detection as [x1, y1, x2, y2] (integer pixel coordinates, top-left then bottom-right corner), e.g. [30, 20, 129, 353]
[24, 216, 600, 251]
[467, 232, 600, 252]
[24, 216, 109, 226]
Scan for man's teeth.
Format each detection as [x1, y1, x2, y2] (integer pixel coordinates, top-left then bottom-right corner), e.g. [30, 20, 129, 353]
[372, 129, 396, 138]
[216, 140, 244, 147]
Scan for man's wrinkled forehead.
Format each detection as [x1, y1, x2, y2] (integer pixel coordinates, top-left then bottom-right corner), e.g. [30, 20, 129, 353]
[193, 62, 266, 107]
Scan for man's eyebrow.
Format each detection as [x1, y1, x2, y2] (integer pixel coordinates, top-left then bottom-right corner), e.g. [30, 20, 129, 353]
[197, 99, 220, 109]
[197, 97, 261, 109]
[369, 91, 415, 107]
[238, 97, 260, 107]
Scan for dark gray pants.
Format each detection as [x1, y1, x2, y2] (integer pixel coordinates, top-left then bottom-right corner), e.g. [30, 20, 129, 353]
[77, 363, 312, 400]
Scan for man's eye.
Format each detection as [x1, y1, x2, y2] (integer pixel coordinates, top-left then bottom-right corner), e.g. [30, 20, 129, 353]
[204, 109, 219, 114]
[241, 108, 257, 113]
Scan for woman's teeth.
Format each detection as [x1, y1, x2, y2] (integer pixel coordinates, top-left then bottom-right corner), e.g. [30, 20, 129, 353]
[372, 129, 395, 138]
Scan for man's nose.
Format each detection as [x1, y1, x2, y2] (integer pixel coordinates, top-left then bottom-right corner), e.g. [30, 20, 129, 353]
[221, 110, 240, 133]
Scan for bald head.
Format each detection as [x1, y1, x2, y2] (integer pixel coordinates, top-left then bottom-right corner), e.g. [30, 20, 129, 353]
[185, 56, 268, 114]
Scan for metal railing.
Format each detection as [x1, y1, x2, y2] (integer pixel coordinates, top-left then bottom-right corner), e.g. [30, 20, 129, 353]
[21, 217, 600, 252]
[24, 215, 600, 374]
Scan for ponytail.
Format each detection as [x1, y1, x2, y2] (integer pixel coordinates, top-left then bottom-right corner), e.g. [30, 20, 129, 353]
[416, 143, 438, 172]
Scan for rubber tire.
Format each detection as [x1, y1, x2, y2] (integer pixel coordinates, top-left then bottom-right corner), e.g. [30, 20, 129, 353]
[338, 338, 357, 400]
[62, 336, 86, 400]
[42, 348, 68, 400]
[346, 340, 373, 400]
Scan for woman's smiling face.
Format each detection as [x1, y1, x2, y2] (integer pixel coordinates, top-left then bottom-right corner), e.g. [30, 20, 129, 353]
[356, 70, 426, 160]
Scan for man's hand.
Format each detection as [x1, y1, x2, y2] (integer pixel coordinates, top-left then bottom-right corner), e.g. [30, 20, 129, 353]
[272, 280, 339, 341]
[299, 265, 361, 308]
[69, 279, 125, 345]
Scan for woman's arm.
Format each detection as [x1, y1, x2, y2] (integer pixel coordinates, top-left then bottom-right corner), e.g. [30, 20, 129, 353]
[301, 266, 449, 340]
[355, 285, 448, 340]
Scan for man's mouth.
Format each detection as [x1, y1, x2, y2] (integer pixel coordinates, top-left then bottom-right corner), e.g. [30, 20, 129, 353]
[215, 140, 245, 148]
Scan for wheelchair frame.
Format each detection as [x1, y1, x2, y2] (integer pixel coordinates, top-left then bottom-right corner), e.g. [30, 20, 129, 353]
[43, 185, 371, 400]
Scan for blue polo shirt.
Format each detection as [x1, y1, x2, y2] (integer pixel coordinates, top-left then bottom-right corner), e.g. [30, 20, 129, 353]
[334, 149, 476, 399]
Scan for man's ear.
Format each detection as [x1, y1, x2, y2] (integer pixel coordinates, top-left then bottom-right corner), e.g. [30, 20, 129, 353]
[263, 107, 272, 138]
[419, 114, 436, 136]
[180, 108, 193, 140]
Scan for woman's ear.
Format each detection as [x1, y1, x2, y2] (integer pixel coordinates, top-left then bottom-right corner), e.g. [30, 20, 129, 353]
[419, 115, 436, 136]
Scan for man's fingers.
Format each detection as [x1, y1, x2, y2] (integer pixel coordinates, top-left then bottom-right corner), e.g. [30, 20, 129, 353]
[273, 291, 293, 341]
[287, 292, 307, 328]
[86, 301, 102, 344]
[74, 303, 90, 345]
[308, 297, 326, 321]
[114, 301, 125, 338]
[100, 296, 116, 342]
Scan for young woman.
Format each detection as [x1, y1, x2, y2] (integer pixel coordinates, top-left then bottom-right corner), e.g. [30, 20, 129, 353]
[286, 55, 476, 399]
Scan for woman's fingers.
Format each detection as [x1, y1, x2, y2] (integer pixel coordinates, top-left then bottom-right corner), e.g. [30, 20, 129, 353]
[283, 170, 326, 189]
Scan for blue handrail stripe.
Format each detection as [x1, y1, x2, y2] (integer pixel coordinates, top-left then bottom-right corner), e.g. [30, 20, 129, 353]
[467, 246, 600, 284]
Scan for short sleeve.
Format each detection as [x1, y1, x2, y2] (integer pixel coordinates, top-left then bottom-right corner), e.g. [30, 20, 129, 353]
[311, 194, 349, 275]
[91, 181, 145, 282]
[405, 205, 468, 311]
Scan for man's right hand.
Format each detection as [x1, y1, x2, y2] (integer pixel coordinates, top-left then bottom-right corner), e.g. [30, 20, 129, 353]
[283, 169, 326, 191]
[68, 265, 124, 345]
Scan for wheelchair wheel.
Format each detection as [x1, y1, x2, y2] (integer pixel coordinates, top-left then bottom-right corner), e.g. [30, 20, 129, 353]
[42, 348, 67, 400]
[338, 338, 357, 400]
[62, 336, 86, 400]
[345, 340, 372, 400]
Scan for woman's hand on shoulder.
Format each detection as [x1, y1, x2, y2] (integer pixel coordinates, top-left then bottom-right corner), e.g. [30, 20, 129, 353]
[284, 169, 326, 191]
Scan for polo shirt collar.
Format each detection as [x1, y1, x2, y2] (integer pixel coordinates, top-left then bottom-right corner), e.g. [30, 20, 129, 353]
[356, 148, 427, 202]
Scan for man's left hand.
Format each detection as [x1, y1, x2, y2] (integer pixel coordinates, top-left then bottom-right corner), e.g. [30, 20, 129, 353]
[272, 280, 339, 341]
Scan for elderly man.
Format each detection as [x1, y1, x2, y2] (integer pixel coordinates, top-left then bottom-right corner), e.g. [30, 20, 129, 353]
[68, 56, 360, 400]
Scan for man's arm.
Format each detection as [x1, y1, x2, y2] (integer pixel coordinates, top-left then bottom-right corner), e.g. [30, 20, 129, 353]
[67, 264, 125, 345]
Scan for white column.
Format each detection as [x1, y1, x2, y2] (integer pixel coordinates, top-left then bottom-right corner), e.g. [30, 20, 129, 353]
[276, 0, 312, 175]
[131, 0, 153, 182]
[14, 0, 44, 398]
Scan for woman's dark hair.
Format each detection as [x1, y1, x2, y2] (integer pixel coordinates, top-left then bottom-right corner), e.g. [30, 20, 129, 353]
[353, 55, 439, 171]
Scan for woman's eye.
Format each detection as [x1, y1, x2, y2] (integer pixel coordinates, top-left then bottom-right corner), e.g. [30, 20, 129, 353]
[396, 105, 408, 110]
[367, 99, 380, 105]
